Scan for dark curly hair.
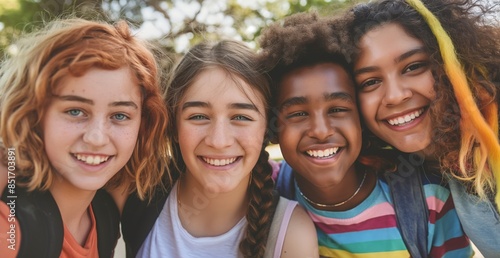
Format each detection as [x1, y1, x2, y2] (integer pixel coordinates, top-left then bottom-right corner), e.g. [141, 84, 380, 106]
[342, 0, 500, 199]
[258, 11, 397, 172]
[258, 12, 349, 139]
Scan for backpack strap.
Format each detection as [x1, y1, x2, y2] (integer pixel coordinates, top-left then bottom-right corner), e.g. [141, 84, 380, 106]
[275, 161, 295, 200]
[121, 184, 170, 258]
[264, 196, 297, 258]
[385, 159, 429, 258]
[92, 189, 120, 258]
[1, 187, 63, 258]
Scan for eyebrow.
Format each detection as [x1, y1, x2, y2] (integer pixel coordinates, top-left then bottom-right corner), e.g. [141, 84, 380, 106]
[54, 95, 138, 109]
[229, 103, 258, 112]
[182, 101, 210, 111]
[353, 47, 427, 76]
[279, 96, 307, 111]
[280, 91, 354, 111]
[324, 92, 354, 103]
[182, 101, 258, 112]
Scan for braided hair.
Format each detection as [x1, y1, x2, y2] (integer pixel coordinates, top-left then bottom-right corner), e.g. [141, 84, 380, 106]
[165, 40, 275, 257]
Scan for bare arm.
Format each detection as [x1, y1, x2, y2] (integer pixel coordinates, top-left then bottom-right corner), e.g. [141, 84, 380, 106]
[280, 205, 319, 258]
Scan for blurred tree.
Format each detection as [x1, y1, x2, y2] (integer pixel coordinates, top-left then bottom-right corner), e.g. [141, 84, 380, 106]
[0, 0, 360, 57]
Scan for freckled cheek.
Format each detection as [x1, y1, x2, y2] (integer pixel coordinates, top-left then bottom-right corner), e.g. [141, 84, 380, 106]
[115, 126, 141, 152]
[237, 127, 266, 148]
[42, 120, 79, 143]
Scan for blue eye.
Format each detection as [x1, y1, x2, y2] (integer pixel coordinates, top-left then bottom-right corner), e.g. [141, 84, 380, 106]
[233, 115, 252, 121]
[189, 115, 208, 120]
[113, 113, 129, 121]
[67, 109, 83, 117]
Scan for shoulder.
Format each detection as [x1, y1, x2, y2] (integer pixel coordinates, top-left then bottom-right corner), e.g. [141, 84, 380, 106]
[280, 205, 318, 258]
[0, 201, 20, 258]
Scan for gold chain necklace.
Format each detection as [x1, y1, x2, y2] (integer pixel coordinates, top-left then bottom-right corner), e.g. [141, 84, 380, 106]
[298, 172, 367, 208]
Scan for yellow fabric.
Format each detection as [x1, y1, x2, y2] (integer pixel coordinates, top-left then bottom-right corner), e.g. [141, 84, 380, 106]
[406, 0, 500, 211]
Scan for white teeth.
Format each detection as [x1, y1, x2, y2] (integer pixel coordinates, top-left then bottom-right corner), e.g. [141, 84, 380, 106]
[203, 157, 237, 166]
[75, 154, 109, 165]
[306, 147, 339, 158]
[388, 109, 424, 126]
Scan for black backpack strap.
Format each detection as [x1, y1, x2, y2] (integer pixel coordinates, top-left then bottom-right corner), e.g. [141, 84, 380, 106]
[121, 185, 170, 258]
[92, 189, 120, 258]
[385, 161, 429, 258]
[1, 187, 63, 258]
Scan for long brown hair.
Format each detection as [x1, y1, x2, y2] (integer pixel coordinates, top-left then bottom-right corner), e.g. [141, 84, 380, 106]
[165, 40, 274, 257]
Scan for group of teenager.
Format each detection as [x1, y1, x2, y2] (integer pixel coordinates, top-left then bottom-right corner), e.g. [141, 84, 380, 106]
[0, 0, 498, 257]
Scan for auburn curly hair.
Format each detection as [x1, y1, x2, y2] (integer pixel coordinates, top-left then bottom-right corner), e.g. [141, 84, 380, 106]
[342, 0, 500, 202]
[0, 19, 170, 200]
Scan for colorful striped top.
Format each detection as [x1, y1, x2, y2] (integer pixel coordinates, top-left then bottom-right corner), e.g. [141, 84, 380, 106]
[293, 175, 473, 257]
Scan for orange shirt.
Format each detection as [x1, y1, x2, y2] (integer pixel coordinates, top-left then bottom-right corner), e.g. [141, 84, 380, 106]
[0, 201, 98, 258]
[60, 205, 99, 258]
[0, 200, 20, 258]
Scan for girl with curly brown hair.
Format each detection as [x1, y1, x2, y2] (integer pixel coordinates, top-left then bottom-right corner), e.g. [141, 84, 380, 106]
[344, 0, 500, 256]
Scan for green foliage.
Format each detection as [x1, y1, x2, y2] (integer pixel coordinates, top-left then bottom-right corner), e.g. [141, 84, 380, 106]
[0, 0, 361, 59]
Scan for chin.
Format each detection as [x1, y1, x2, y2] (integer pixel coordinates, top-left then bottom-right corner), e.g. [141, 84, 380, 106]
[394, 142, 430, 154]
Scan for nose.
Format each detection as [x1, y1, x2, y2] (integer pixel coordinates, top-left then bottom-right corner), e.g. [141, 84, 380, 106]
[382, 76, 412, 106]
[83, 118, 110, 147]
[307, 113, 334, 141]
[204, 119, 234, 149]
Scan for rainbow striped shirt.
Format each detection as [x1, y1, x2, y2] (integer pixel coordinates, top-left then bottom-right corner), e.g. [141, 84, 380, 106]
[293, 176, 472, 257]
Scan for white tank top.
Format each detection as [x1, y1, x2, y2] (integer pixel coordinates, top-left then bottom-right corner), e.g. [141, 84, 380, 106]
[136, 182, 246, 258]
[136, 182, 298, 258]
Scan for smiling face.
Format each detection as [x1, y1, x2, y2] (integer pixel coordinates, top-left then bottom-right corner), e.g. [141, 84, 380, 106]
[43, 67, 142, 192]
[277, 63, 361, 188]
[353, 23, 436, 153]
[176, 67, 267, 194]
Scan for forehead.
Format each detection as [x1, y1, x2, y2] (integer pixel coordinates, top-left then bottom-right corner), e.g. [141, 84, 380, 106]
[54, 67, 140, 99]
[182, 67, 265, 108]
[279, 63, 355, 98]
[357, 23, 424, 60]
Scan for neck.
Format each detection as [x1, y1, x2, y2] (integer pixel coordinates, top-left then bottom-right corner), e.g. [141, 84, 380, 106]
[49, 179, 96, 245]
[177, 175, 250, 237]
[296, 169, 376, 211]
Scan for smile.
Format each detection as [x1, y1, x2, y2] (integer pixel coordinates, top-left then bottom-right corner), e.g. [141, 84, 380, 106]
[202, 157, 238, 166]
[387, 108, 424, 126]
[73, 154, 110, 165]
[306, 147, 339, 158]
